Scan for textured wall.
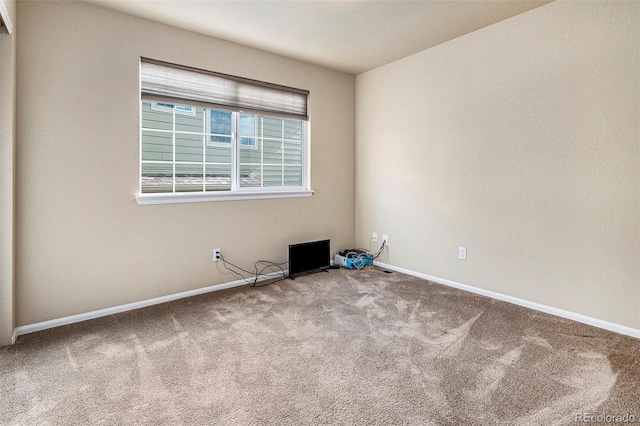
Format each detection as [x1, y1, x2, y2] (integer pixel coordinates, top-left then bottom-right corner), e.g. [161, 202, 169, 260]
[356, 2, 640, 328]
[16, 1, 355, 325]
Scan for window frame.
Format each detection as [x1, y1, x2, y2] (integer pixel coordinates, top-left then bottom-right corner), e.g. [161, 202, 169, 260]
[204, 109, 259, 150]
[137, 101, 312, 205]
[204, 108, 235, 148]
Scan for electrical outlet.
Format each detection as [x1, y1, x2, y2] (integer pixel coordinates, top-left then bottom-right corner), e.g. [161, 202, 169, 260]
[458, 247, 467, 260]
[213, 248, 221, 262]
[382, 234, 389, 246]
[372, 232, 378, 243]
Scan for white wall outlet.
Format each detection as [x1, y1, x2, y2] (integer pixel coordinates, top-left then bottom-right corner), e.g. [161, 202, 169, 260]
[382, 234, 389, 246]
[213, 248, 221, 262]
[372, 232, 378, 243]
[458, 247, 467, 260]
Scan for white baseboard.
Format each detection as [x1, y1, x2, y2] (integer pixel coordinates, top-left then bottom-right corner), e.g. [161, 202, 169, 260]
[374, 261, 640, 340]
[13, 271, 286, 339]
[14, 264, 640, 342]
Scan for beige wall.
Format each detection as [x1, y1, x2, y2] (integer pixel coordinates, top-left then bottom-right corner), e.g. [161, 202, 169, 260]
[0, 0, 16, 345]
[356, 2, 640, 328]
[16, 1, 355, 326]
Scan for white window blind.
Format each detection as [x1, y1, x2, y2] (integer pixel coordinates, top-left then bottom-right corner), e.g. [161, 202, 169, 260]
[140, 58, 309, 120]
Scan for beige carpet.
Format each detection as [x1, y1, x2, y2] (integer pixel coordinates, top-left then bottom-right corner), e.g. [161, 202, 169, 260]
[1, 267, 639, 425]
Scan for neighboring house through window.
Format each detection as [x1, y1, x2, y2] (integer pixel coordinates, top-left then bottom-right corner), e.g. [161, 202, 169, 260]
[138, 58, 311, 204]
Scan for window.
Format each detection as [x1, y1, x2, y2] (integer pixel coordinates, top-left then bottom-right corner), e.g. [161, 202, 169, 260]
[138, 59, 311, 204]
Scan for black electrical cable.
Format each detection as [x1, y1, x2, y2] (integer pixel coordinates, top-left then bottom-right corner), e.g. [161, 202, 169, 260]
[251, 261, 288, 287]
[219, 253, 254, 285]
[372, 241, 386, 259]
[219, 253, 289, 288]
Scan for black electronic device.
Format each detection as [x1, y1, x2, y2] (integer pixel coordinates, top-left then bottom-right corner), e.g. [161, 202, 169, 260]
[288, 239, 330, 278]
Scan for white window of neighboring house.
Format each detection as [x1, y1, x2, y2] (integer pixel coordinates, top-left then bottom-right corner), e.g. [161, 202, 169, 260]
[150, 102, 196, 116]
[138, 58, 311, 204]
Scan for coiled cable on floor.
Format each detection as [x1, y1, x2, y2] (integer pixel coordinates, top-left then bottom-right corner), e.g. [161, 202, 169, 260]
[219, 253, 288, 287]
[346, 240, 387, 270]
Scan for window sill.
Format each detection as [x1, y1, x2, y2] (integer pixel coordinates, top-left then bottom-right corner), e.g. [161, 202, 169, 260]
[136, 189, 314, 205]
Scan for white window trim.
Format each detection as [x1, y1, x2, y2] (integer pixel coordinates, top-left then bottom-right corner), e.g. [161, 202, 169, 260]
[136, 189, 314, 205]
[138, 59, 311, 205]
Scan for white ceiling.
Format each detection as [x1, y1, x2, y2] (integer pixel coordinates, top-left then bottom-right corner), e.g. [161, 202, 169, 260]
[86, 0, 552, 75]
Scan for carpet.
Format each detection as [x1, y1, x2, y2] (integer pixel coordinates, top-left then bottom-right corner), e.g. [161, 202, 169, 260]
[1, 267, 639, 425]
